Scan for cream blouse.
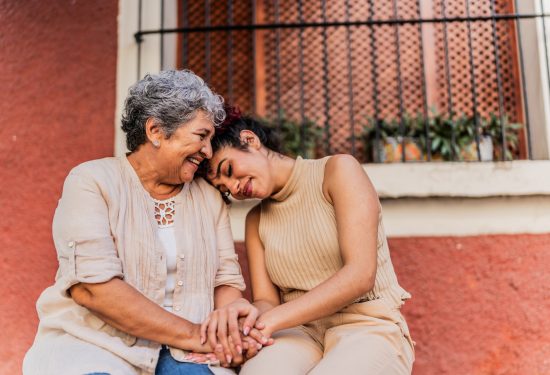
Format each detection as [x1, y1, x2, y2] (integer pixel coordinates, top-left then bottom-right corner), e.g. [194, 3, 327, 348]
[23, 156, 244, 375]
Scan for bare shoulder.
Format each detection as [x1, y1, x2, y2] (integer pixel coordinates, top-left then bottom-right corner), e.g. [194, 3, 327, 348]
[245, 203, 262, 227]
[323, 154, 376, 204]
[324, 154, 365, 178]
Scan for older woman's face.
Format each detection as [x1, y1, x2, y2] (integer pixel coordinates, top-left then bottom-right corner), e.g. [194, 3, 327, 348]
[157, 111, 214, 184]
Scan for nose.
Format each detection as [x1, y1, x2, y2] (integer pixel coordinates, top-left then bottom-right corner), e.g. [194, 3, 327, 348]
[227, 179, 240, 197]
[201, 140, 213, 159]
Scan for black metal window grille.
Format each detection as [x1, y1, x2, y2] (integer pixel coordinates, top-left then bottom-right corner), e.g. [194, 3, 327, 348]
[135, 0, 550, 163]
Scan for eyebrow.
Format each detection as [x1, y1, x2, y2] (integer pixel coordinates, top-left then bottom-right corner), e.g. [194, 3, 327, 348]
[213, 158, 227, 180]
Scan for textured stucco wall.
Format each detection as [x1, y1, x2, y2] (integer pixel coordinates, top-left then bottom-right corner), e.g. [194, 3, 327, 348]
[238, 234, 550, 375]
[0, 1, 118, 373]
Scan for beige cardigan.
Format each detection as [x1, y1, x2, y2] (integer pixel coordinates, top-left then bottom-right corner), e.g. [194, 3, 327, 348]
[23, 156, 244, 375]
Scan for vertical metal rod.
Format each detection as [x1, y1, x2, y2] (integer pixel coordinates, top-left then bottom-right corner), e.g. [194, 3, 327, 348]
[514, 0, 532, 159]
[137, 0, 143, 80]
[466, 0, 481, 161]
[540, 0, 550, 158]
[298, 0, 306, 155]
[490, 0, 507, 160]
[227, 0, 234, 103]
[345, 0, 356, 156]
[275, 0, 282, 128]
[368, 0, 381, 162]
[182, 0, 189, 67]
[205, 0, 211, 83]
[160, 0, 165, 70]
[441, 0, 455, 160]
[251, 0, 256, 113]
[416, 0, 431, 161]
[392, 0, 406, 162]
[321, 0, 331, 155]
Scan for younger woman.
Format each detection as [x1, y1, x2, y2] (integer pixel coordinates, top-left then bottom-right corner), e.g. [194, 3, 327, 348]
[203, 109, 414, 375]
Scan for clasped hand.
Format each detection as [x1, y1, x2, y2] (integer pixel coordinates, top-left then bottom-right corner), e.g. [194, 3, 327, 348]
[187, 298, 273, 367]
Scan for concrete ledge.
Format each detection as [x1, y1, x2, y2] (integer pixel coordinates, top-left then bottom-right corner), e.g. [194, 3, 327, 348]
[365, 160, 550, 198]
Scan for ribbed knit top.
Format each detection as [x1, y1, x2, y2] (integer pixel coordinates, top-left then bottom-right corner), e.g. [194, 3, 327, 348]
[259, 156, 411, 309]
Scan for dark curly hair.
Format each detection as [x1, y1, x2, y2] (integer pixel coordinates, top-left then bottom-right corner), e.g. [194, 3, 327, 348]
[210, 105, 281, 155]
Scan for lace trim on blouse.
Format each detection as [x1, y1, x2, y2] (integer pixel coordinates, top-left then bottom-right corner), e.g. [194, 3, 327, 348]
[152, 197, 175, 228]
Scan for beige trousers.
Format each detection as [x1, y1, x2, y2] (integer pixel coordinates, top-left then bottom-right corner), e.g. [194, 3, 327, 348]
[240, 299, 414, 375]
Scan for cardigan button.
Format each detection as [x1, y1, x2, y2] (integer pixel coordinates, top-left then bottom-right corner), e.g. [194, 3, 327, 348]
[68, 241, 75, 248]
[177, 280, 183, 286]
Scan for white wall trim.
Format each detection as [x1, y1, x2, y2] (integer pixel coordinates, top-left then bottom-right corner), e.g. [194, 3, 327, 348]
[365, 160, 550, 198]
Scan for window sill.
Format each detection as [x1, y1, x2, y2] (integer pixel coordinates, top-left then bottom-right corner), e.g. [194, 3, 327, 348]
[364, 160, 550, 198]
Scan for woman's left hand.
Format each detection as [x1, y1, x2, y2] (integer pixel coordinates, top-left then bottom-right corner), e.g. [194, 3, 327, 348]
[200, 298, 260, 363]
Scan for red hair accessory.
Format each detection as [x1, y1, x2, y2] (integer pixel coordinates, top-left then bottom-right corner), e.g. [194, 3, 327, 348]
[217, 104, 242, 134]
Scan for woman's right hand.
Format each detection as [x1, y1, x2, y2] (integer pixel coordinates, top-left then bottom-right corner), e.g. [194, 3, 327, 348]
[200, 299, 260, 360]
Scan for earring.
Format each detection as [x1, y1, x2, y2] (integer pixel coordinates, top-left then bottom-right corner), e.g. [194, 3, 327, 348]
[152, 140, 160, 148]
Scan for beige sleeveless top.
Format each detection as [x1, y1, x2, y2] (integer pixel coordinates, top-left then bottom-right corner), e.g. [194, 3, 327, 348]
[259, 156, 411, 309]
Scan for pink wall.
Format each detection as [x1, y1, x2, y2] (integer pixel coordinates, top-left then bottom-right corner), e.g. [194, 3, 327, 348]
[238, 234, 550, 374]
[1, 2, 548, 375]
[0, 1, 118, 373]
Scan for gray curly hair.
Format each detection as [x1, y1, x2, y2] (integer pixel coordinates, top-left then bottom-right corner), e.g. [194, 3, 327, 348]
[121, 70, 225, 152]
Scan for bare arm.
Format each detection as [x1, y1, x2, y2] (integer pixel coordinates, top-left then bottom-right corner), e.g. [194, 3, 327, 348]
[256, 155, 380, 336]
[245, 205, 281, 316]
[70, 278, 211, 352]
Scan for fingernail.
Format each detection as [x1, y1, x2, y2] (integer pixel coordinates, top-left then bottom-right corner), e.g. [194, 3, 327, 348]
[237, 345, 242, 354]
[243, 326, 250, 336]
[261, 337, 268, 344]
[226, 355, 232, 363]
[256, 343, 263, 350]
[216, 344, 223, 352]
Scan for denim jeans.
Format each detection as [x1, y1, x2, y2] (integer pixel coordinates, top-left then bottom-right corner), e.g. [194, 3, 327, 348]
[85, 347, 214, 375]
[155, 347, 214, 375]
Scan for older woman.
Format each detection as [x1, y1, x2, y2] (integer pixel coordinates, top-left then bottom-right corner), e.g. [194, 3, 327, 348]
[23, 71, 261, 375]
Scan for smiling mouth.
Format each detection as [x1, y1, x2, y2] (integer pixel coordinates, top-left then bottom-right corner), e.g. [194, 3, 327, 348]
[187, 157, 202, 166]
[242, 180, 253, 198]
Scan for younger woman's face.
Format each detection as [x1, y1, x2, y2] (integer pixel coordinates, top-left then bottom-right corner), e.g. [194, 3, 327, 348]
[207, 145, 274, 200]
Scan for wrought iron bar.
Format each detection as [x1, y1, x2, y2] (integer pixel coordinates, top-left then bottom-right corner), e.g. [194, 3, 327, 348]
[135, 13, 550, 38]
[514, 0, 532, 159]
[227, 0, 234, 103]
[490, 0, 507, 161]
[416, 0, 431, 161]
[160, 0, 164, 70]
[466, 0, 481, 161]
[137, 0, 143, 80]
[298, 0, 306, 155]
[321, 0, 331, 155]
[205, 0, 211, 83]
[181, 0, 189, 67]
[274, 0, 281, 130]
[441, 0, 456, 160]
[540, 0, 550, 158]
[368, 0, 381, 162]
[392, 0, 406, 162]
[345, 0, 356, 156]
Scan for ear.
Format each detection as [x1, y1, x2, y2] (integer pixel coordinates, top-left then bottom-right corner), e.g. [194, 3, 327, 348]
[239, 129, 261, 150]
[145, 118, 163, 144]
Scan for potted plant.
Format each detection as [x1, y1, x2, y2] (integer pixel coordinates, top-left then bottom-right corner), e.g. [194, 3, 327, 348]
[362, 113, 425, 163]
[425, 111, 493, 162]
[262, 112, 324, 159]
[481, 113, 522, 161]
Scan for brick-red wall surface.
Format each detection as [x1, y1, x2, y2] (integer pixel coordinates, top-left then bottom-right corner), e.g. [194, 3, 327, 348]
[0, 1, 118, 373]
[237, 234, 550, 375]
